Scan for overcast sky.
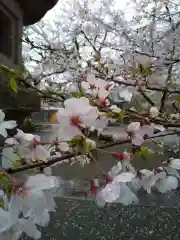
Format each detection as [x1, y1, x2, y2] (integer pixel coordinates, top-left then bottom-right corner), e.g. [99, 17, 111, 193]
[43, 0, 135, 22]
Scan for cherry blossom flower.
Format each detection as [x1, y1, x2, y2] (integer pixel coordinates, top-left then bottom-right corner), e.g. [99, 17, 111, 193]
[150, 123, 165, 132]
[131, 134, 144, 146]
[108, 161, 122, 179]
[99, 181, 121, 203]
[127, 122, 141, 133]
[0, 110, 17, 138]
[56, 97, 98, 140]
[0, 191, 42, 240]
[57, 142, 70, 152]
[90, 179, 100, 195]
[126, 122, 144, 146]
[133, 169, 166, 194]
[112, 152, 130, 160]
[14, 174, 60, 220]
[22, 135, 50, 162]
[115, 183, 139, 205]
[118, 88, 133, 102]
[149, 107, 159, 118]
[138, 169, 155, 193]
[137, 125, 154, 138]
[97, 96, 110, 106]
[165, 166, 180, 178]
[81, 73, 110, 98]
[127, 123, 165, 146]
[169, 158, 180, 170]
[113, 172, 135, 183]
[81, 81, 98, 97]
[5, 129, 34, 147]
[98, 171, 135, 204]
[90, 115, 109, 133]
[155, 176, 178, 193]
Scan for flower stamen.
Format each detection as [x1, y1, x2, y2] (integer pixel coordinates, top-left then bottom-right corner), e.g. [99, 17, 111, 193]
[70, 116, 82, 126]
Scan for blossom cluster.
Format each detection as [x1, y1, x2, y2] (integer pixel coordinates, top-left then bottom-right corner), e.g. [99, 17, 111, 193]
[0, 72, 179, 239]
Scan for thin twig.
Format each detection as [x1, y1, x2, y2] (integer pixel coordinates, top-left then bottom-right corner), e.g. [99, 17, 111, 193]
[6, 130, 180, 174]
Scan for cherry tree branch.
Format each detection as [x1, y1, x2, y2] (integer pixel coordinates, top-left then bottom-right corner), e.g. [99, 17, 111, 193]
[106, 76, 180, 94]
[6, 130, 180, 174]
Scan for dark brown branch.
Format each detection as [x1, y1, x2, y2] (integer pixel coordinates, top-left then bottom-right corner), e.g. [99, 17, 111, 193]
[6, 130, 180, 174]
[106, 77, 180, 94]
[19, 78, 64, 102]
[80, 30, 99, 54]
[139, 88, 155, 106]
[160, 65, 173, 112]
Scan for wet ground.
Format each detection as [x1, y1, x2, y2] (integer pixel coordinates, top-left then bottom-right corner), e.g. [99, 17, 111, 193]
[22, 198, 180, 240]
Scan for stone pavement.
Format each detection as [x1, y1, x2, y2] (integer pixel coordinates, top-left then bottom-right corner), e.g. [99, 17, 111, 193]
[22, 198, 180, 240]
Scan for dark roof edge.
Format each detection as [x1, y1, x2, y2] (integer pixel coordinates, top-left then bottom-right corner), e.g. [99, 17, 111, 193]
[17, 0, 58, 26]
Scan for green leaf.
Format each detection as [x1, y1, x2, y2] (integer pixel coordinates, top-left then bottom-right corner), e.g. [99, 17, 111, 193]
[0, 64, 16, 74]
[71, 91, 84, 98]
[0, 198, 4, 208]
[12, 160, 21, 169]
[118, 109, 126, 121]
[0, 176, 10, 186]
[9, 75, 17, 93]
[176, 94, 180, 101]
[140, 146, 150, 157]
[137, 146, 154, 161]
[106, 111, 114, 118]
[136, 63, 153, 76]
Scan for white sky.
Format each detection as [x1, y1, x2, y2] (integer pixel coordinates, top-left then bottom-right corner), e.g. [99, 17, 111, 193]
[43, 0, 135, 22]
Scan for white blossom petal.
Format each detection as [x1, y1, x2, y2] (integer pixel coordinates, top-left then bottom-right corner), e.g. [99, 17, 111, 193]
[0, 126, 8, 138]
[56, 108, 71, 126]
[127, 122, 140, 133]
[0, 110, 5, 122]
[96, 192, 106, 207]
[138, 125, 154, 137]
[35, 145, 50, 162]
[118, 89, 132, 102]
[64, 97, 90, 112]
[5, 138, 18, 145]
[87, 73, 96, 85]
[57, 125, 83, 141]
[132, 134, 144, 146]
[165, 166, 180, 178]
[114, 172, 135, 183]
[81, 81, 91, 90]
[25, 174, 60, 191]
[17, 219, 41, 239]
[32, 210, 50, 227]
[151, 123, 165, 132]
[149, 107, 159, 117]
[2, 121, 17, 130]
[80, 107, 98, 127]
[115, 183, 139, 205]
[98, 88, 109, 98]
[58, 142, 70, 152]
[90, 116, 108, 132]
[100, 182, 120, 203]
[156, 176, 178, 193]
[0, 208, 14, 233]
[169, 159, 180, 170]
